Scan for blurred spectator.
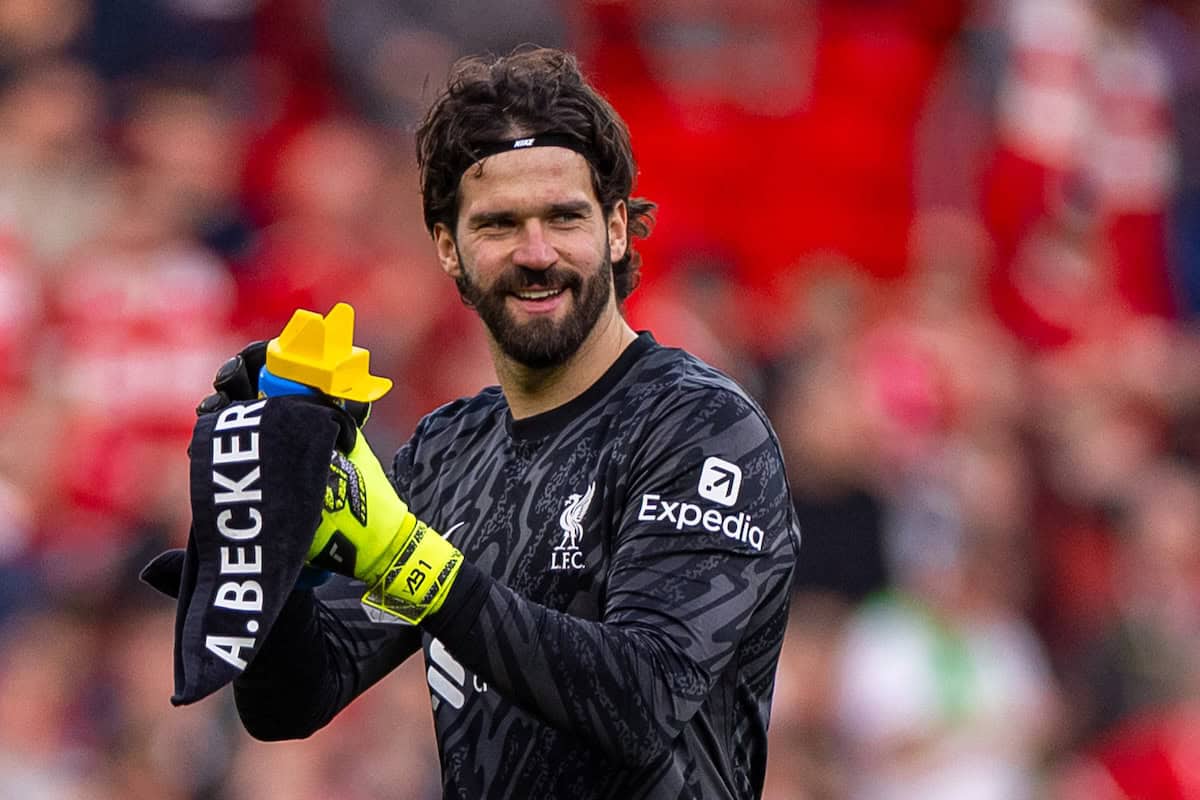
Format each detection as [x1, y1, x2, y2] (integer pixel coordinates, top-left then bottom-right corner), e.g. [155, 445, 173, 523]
[40, 163, 236, 593]
[1149, 1, 1200, 316]
[1063, 459, 1200, 742]
[0, 0, 89, 77]
[0, 609, 98, 799]
[628, 247, 762, 392]
[770, 257, 889, 604]
[0, 232, 42, 394]
[119, 72, 255, 261]
[233, 117, 393, 338]
[0, 230, 44, 621]
[859, 208, 1025, 466]
[89, 606, 236, 800]
[834, 436, 1060, 800]
[322, 0, 566, 128]
[999, 191, 1120, 350]
[81, 0, 254, 83]
[1046, 461, 1200, 800]
[763, 594, 851, 800]
[0, 58, 118, 268]
[579, 0, 967, 358]
[984, 0, 1178, 343]
[1050, 701, 1200, 800]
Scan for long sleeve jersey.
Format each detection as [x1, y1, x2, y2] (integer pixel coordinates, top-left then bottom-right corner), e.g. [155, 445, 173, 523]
[233, 332, 801, 799]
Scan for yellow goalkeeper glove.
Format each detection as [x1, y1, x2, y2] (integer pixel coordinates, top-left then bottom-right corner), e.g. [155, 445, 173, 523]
[307, 434, 463, 624]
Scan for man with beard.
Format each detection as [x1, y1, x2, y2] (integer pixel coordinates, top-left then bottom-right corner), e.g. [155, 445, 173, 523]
[229, 48, 800, 799]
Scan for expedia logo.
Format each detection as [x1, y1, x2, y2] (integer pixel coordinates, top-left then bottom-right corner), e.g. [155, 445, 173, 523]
[636, 493, 764, 550]
[699, 457, 741, 506]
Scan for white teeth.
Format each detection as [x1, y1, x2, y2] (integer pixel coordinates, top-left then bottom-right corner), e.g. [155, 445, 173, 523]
[515, 288, 563, 300]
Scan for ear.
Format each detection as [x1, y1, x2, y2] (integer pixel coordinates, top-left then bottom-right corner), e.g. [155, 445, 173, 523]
[607, 200, 629, 264]
[433, 222, 462, 279]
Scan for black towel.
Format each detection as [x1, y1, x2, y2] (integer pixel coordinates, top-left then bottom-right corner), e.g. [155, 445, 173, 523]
[146, 396, 346, 705]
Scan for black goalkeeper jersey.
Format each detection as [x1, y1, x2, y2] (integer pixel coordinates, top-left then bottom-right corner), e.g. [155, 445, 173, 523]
[234, 332, 801, 799]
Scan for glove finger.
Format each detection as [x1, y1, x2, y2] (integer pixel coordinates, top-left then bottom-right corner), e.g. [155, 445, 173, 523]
[237, 340, 269, 385]
[211, 340, 270, 402]
[196, 391, 231, 416]
[344, 400, 371, 428]
[140, 548, 186, 599]
[213, 355, 254, 401]
[332, 403, 359, 453]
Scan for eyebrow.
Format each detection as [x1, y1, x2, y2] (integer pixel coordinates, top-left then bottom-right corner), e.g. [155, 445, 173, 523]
[546, 200, 592, 217]
[466, 200, 593, 229]
[466, 210, 515, 228]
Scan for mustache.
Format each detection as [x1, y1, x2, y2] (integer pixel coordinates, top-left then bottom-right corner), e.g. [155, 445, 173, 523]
[492, 266, 583, 295]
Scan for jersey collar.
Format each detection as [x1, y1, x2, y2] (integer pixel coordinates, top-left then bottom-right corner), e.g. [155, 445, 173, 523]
[506, 331, 656, 442]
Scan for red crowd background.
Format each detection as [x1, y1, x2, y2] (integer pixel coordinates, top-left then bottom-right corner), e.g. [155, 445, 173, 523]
[3, 1, 1200, 797]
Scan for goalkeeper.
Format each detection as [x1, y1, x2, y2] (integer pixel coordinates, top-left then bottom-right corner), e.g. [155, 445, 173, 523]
[223, 47, 799, 799]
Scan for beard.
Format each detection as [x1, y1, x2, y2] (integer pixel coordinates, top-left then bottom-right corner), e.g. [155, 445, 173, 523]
[455, 243, 614, 369]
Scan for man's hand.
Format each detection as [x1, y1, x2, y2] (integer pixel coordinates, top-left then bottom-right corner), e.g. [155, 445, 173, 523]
[196, 340, 269, 414]
[307, 433, 463, 625]
[197, 339, 368, 453]
[198, 339, 370, 422]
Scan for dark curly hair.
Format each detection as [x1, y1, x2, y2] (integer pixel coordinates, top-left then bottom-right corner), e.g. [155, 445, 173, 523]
[415, 47, 656, 301]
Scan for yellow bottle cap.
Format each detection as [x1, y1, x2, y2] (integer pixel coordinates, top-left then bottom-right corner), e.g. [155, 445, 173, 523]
[265, 302, 393, 402]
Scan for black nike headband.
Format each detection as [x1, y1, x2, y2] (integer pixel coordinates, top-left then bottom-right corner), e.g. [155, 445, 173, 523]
[458, 133, 593, 181]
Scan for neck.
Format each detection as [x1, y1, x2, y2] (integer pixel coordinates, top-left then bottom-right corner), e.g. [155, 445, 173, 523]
[493, 306, 638, 419]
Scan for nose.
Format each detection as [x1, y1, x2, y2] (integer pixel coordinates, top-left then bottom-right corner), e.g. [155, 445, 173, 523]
[512, 220, 557, 271]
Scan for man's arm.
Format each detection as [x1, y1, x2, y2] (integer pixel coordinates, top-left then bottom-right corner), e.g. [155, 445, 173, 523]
[232, 576, 423, 739]
[422, 389, 799, 768]
[232, 432, 430, 740]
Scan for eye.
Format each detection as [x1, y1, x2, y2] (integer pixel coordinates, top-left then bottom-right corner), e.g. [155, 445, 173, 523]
[552, 211, 583, 224]
[475, 216, 514, 231]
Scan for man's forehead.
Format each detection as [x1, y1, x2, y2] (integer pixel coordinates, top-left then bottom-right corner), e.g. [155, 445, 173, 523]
[458, 146, 596, 210]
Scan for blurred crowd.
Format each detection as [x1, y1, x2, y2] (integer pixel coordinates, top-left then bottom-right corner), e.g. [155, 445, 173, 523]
[4, 0, 1200, 798]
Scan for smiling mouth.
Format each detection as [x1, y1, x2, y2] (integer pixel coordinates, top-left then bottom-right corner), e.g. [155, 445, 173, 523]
[513, 288, 566, 301]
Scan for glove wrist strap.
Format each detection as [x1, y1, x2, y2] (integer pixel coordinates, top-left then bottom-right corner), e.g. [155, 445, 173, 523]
[361, 522, 463, 625]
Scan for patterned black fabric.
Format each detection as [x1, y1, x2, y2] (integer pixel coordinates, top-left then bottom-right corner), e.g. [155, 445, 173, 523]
[234, 333, 800, 799]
